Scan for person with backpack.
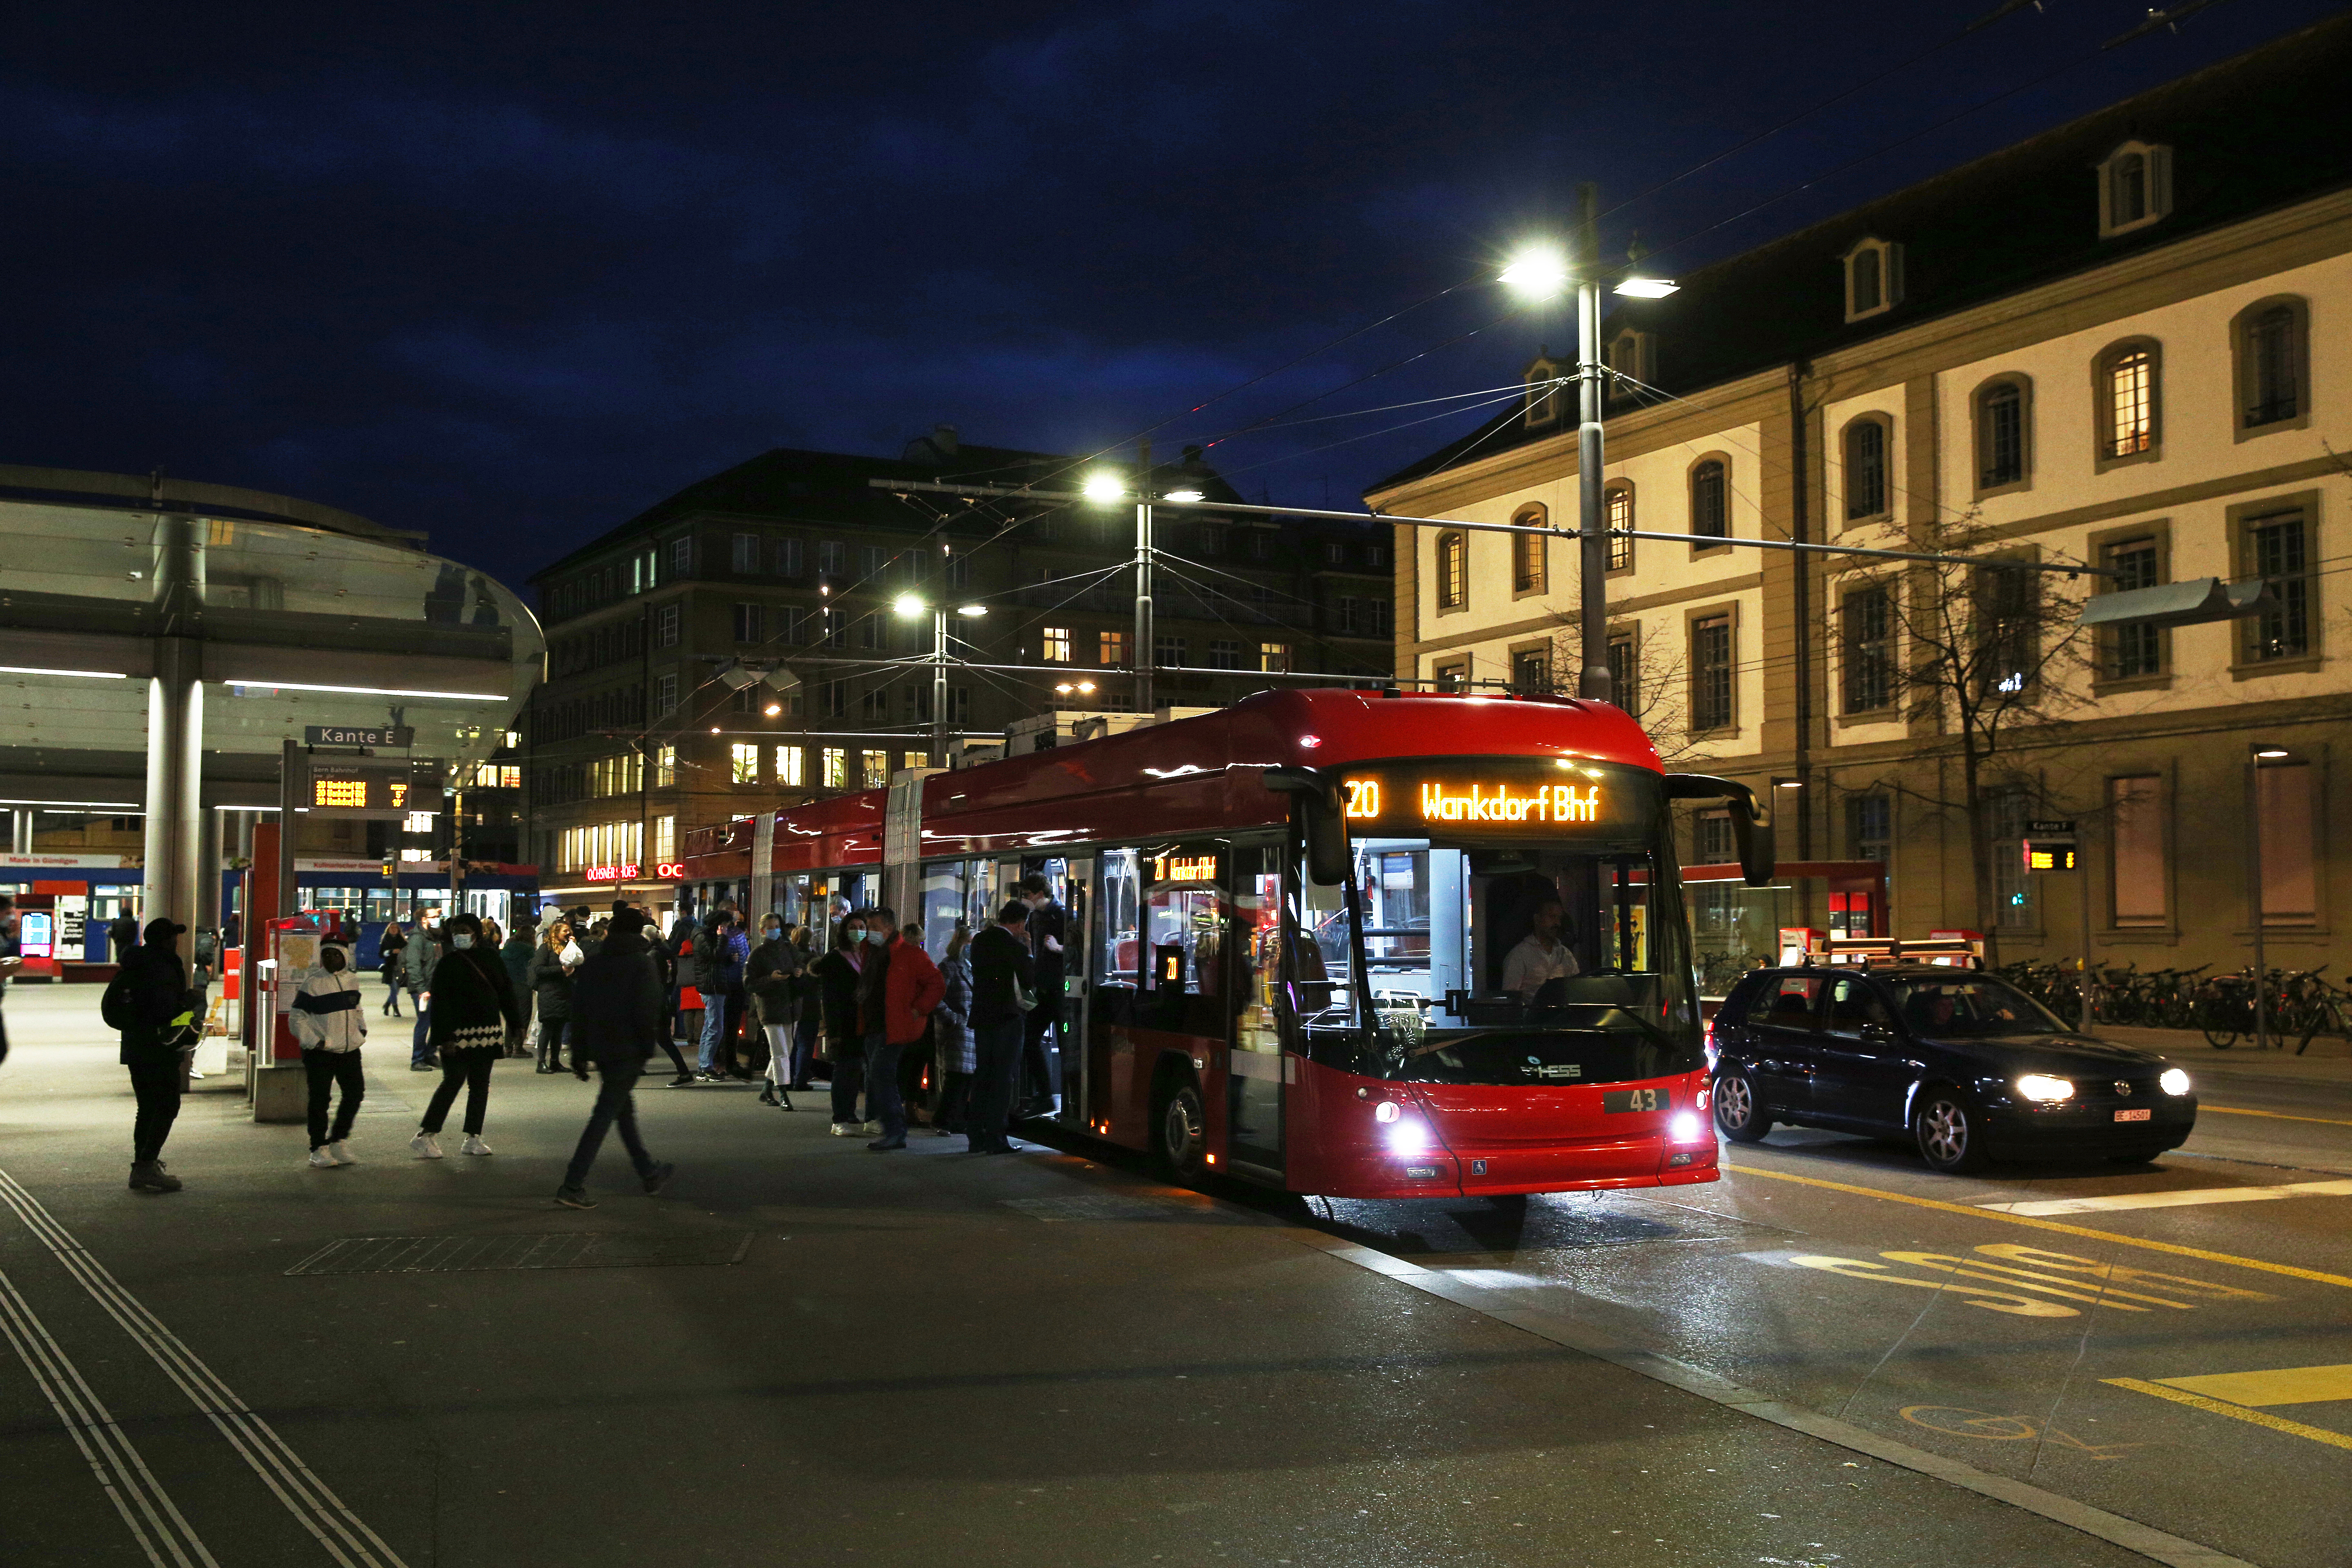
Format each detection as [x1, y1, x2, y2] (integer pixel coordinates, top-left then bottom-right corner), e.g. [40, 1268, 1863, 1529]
[861, 906, 943, 1152]
[552, 906, 675, 1209]
[409, 912, 522, 1159]
[817, 918, 868, 1135]
[377, 922, 406, 1016]
[748, 913, 802, 1109]
[401, 916, 441, 1069]
[289, 940, 367, 1167]
[695, 910, 750, 1081]
[107, 918, 200, 1192]
[965, 900, 1036, 1155]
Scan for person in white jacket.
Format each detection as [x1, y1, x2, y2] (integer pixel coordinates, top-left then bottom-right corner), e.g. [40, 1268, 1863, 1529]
[291, 942, 368, 1168]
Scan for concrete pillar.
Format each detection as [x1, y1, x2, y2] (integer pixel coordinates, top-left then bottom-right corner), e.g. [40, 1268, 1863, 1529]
[140, 515, 206, 964]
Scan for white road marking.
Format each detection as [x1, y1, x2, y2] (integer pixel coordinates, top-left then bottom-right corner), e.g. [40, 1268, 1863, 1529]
[0, 1266, 218, 1568]
[0, 1170, 409, 1568]
[1977, 1178, 2352, 1216]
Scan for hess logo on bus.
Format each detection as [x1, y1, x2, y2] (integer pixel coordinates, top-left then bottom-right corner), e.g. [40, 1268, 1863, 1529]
[1343, 776, 1604, 826]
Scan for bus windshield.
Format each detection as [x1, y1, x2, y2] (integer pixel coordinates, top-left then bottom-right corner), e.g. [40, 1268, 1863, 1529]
[1297, 758, 1702, 1085]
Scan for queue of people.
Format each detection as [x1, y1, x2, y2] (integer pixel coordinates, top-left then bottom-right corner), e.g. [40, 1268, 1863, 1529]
[83, 881, 1069, 1200]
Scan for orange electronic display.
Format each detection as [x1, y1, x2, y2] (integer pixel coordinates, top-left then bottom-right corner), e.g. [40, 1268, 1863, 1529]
[1338, 758, 1653, 836]
[304, 758, 441, 820]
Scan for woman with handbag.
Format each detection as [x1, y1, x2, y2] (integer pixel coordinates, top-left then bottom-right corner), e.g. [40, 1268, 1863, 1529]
[527, 919, 578, 1074]
[411, 912, 524, 1159]
[930, 921, 976, 1137]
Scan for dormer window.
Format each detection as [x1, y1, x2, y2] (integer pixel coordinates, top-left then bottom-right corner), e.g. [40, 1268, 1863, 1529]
[1604, 330, 1656, 404]
[1523, 353, 1566, 426]
[2097, 140, 2172, 238]
[1841, 237, 1904, 324]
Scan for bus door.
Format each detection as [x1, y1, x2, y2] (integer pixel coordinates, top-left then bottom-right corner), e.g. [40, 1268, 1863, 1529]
[1226, 844, 1285, 1176]
[1058, 856, 1094, 1125]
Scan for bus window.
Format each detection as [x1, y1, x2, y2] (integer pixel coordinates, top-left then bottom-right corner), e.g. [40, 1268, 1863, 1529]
[920, 861, 963, 957]
[1140, 845, 1222, 1034]
[1096, 849, 1141, 988]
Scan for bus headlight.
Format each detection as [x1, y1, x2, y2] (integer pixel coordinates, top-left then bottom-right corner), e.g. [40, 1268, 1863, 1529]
[2016, 1074, 2075, 1103]
[2159, 1068, 2192, 1097]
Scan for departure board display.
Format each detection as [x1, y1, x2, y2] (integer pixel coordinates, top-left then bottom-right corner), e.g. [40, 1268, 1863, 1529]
[305, 759, 442, 820]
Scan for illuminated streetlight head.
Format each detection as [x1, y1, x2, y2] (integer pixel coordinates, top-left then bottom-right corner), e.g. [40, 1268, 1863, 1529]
[893, 592, 924, 618]
[1054, 683, 1074, 695]
[1500, 245, 1570, 300]
[957, 604, 988, 617]
[763, 703, 782, 717]
[1614, 276, 1679, 299]
[1164, 488, 1205, 503]
[1076, 681, 1096, 694]
[1081, 471, 1126, 503]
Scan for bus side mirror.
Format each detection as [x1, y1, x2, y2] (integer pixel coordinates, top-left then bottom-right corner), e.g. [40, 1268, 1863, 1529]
[1665, 773, 1775, 889]
[1263, 766, 1348, 886]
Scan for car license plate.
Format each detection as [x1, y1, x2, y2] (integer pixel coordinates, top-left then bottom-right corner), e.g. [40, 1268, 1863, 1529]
[2114, 1108, 2152, 1123]
[1604, 1087, 1669, 1114]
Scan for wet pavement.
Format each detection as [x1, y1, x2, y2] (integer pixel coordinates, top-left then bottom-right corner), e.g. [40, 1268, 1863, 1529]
[1, 984, 2343, 1567]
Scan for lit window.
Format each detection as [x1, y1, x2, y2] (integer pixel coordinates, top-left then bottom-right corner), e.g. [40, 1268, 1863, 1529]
[1606, 485, 1634, 572]
[775, 746, 803, 786]
[861, 751, 888, 789]
[1512, 506, 1546, 594]
[1099, 630, 1129, 667]
[2105, 349, 2156, 458]
[730, 744, 759, 784]
[1436, 532, 1467, 609]
[822, 748, 847, 789]
[1042, 626, 1071, 662]
[1260, 641, 1291, 673]
[653, 816, 676, 864]
[655, 745, 676, 787]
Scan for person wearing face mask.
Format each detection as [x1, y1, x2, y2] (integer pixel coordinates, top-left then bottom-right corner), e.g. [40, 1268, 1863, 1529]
[290, 941, 368, 1167]
[410, 912, 523, 1159]
[860, 906, 943, 1152]
[747, 914, 802, 1109]
[817, 917, 869, 1135]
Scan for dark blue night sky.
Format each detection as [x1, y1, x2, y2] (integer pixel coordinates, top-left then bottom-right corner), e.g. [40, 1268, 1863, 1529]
[2, 0, 2338, 587]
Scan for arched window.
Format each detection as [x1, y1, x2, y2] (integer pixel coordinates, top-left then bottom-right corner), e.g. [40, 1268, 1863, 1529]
[1690, 458, 1728, 540]
[1523, 354, 1564, 426]
[1973, 378, 2031, 492]
[1605, 483, 1634, 572]
[2236, 300, 2307, 432]
[1436, 531, 1468, 610]
[1604, 331, 1656, 404]
[1843, 418, 1890, 521]
[2095, 341, 2160, 462]
[1511, 506, 1547, 595]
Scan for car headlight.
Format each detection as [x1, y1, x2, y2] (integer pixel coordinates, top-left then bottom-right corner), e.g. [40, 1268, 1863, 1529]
[2015, 1074, 2075, 1102]
[2159, 1067, 2192, 1097]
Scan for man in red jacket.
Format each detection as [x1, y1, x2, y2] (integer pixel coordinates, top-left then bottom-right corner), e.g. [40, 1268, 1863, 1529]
[862, 906, 943, 1150]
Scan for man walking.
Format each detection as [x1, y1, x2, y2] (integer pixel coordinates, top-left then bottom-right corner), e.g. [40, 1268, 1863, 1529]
[1018, 873, 1067, 1118]
[862, 907, 942, 1150]
[966, 900, 1035, 1154]
[554, 906, 675, 1209]
[401, 915, 441, 1070]
[109, 918, 198, 1192]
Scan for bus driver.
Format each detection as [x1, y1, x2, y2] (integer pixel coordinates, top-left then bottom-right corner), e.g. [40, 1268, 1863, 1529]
[1501, 895, 1580, 1000]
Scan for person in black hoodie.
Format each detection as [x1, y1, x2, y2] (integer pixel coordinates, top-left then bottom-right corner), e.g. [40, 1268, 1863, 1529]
[111, 918, 198, 1192]
[410, 912, 522, 1159]
[553, 906, 676, 1209]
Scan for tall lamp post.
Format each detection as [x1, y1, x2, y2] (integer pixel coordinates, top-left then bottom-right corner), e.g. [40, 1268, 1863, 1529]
[2247, 741, 2292, 1051]
[894, 594, 987, 768]
[1500, 185, 1678, 703]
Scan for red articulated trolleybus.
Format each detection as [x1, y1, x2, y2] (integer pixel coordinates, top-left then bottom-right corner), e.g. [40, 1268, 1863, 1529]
[677, 688, 1773, 1201]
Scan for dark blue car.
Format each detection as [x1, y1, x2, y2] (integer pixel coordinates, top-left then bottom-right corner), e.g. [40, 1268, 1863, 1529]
[1708, 964, 2198, 1173]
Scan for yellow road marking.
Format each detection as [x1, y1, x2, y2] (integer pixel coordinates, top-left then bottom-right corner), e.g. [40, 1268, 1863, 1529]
[2103, 1378, 2352, 1452]
[2155, 1364, 2352, 1408]
[2203, 1102, 2352, 1128]
[1726, 1162, 2352, 1290]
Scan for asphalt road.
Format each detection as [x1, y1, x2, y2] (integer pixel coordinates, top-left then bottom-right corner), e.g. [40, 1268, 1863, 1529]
[0, 985, 2343, 1568]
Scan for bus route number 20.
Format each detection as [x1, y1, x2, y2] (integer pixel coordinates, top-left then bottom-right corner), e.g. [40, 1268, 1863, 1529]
[1343, 778, 1381, 820]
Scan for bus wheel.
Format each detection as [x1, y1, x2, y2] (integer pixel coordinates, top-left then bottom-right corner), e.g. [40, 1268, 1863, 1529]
[1154, 1079, 1207, 1180]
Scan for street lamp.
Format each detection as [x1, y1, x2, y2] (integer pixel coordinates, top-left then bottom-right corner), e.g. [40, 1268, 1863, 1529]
[1081, 471, 1126, 503]
[1164, 487, 1205, 503]
[2247, 742, 2292, 1052]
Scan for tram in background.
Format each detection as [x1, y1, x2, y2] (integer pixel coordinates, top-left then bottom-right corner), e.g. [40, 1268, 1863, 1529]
[676, 688, 1773, 1200]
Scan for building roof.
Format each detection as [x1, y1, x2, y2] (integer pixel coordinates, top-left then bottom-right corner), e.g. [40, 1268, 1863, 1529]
[1370, 13, 2352, 495]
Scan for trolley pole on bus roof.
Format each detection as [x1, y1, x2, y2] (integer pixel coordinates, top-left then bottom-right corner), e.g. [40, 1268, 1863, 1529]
[1134, 437, 1155, 716]
[1575, 183, 1611, 704]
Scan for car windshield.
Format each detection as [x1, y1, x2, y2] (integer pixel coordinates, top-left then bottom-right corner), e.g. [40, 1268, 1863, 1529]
[1882, 975, 2066, 1037]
